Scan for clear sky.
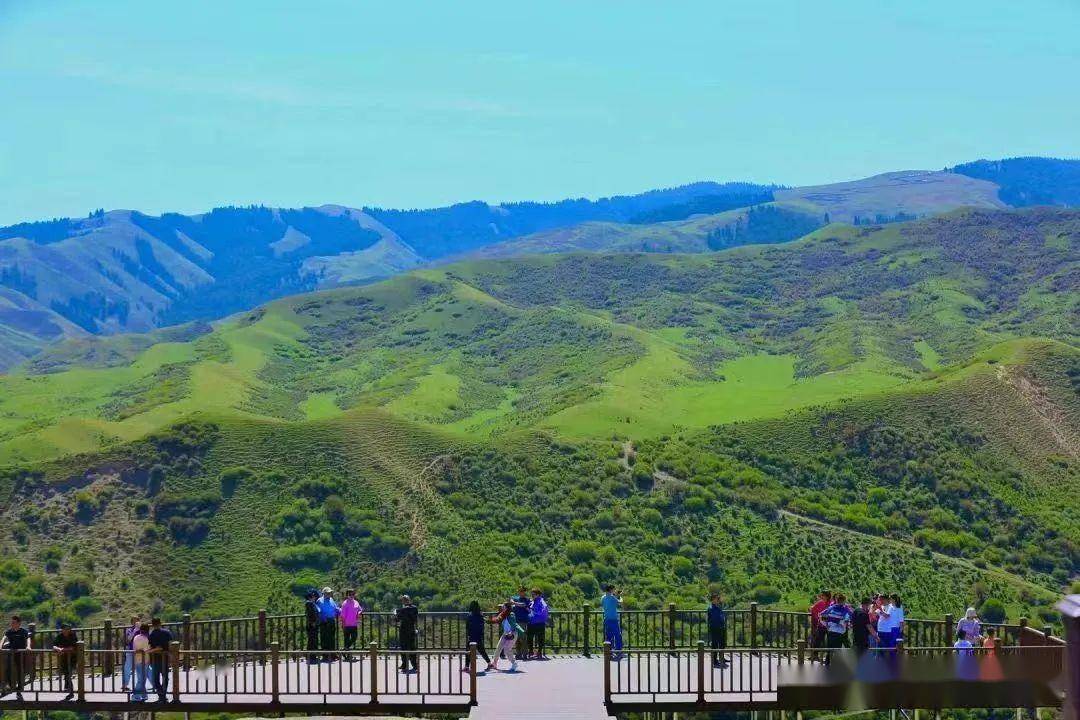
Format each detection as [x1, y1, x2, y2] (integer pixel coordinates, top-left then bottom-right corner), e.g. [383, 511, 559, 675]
[1, 0, 1078, 224]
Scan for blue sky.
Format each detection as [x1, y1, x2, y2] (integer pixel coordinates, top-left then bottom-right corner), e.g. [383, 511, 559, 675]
[1, 0, 1078, 224]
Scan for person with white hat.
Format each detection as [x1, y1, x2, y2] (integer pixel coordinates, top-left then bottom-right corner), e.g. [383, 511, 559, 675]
[955, 607, 982, 644]
[315, 586, 341, 662]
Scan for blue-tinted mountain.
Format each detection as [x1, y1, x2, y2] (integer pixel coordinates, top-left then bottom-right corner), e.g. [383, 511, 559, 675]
[951, 157, 1080, 207]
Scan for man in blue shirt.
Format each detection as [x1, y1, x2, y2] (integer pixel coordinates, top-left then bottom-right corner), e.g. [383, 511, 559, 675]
[315, 587, 341, 662]
[600, 585, 623, 660]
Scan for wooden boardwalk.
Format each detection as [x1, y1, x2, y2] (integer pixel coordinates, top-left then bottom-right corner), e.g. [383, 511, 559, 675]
[8, 652, 789, 719]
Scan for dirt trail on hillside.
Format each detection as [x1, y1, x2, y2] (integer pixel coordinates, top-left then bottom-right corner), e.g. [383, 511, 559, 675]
[996, 365, 1078, 458]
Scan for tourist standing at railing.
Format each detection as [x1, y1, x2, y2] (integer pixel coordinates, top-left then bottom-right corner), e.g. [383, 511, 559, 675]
[0, 615, 30, 701]
[340, 589, 363, 662]
[52, 623, 79, 701]
[303, 589, 319, 660]
[315, 587, 341, 662]
[395, 595, 420, 673]
[953, 629, 974, 655]
[877, 595, 904, 648]
[982, 626, 997, 652]
[808, 591, 832, 654]
[527, 588, 549, 660]
[822, 594, 853, 654]
[131, 622, 151, 702]
[851, 598, 877, 653]
[489, 601, 523, 673]
[148, 617, 173, 703]
[956, 607, 982, 645]
[463, 601, 492, 673]
[891, 595, 905, 645]
[511, 586, 531, 659]
[121, 614, 141, 692]
[601, 585, 623, 661]
[707, 593, 728, 668]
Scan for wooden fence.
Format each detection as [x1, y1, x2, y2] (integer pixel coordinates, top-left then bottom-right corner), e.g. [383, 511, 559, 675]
[53, 603, 1034, 657]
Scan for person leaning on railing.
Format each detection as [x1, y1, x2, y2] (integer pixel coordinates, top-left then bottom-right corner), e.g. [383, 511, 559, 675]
[0, 615, 31, 701]
[147, 617, 173, 703]
[52, 623, 79, 701]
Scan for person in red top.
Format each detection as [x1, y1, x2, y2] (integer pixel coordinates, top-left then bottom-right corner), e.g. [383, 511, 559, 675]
[808, 591, 832, 652]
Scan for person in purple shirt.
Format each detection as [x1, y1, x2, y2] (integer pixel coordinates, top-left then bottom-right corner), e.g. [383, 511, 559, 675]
[526, 588, 549, 659]
[340, 589, 363, 661]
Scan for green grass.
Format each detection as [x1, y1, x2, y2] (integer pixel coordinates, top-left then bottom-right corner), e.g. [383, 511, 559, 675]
[0, 207, 1076, 626]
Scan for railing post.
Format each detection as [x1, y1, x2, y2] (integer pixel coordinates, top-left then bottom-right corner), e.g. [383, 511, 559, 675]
[797, 639, 806, 665]
[76, 641, 86, 703]
[603, 641, 612, 706]
[582, 603, 591, 658]
[944, 613, 954, 645]
[258, 609, 268, 651]
[696, 640, 705, 704]
[181, 613, 192, 670]
[468, 642, 478, 706]
[1055, 595, 1079, 720]
[170, 640, 181, 703]
[369, 642, 379, 705]
[668, 602, 677, 651]
[103, 618, 114, 675]
[1042, 626, 1053, 645]
[270, 641, 280, 704]
[750, 602, 759, 649]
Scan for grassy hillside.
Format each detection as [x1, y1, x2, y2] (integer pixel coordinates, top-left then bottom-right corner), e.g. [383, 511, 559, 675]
[0, 207, 1075, 627]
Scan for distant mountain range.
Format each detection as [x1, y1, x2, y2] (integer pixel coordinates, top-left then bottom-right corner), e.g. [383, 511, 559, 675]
[0, 156, 1077, 369]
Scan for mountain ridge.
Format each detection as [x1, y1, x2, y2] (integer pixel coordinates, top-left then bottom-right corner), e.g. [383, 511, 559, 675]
[2, 158, 1079, 370]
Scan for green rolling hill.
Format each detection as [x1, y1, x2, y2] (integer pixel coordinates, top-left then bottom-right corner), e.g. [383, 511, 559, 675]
[0, 207, 1075, 628]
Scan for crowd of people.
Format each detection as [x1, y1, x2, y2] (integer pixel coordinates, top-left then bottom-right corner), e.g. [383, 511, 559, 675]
[0, 614, 175, 703]
[300, 584, 553, 674]
[807, 591, 998, 657]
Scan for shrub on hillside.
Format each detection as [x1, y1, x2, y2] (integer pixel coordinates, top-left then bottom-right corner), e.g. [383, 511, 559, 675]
[272, 543, 341, 571]
[980, 598, 1007, 624]
[63, 576, 92, 600]
[167, 517, 211, 544]
[71, 596, 102, 618]
[219, 466, 254, 497]
[566, 540, 598, 564]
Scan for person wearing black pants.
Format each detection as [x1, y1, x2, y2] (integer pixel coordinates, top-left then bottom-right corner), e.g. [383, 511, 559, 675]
[395, 595, 419, 673]
[707, 593, 728, 668]
[463, 602, 491, 671]
[304, 590, 319, 661]
[315, 587, 341, 663]
[147, 618, 173, 703]
[1, 616, 31, 701]
[52, 624, 78, 700]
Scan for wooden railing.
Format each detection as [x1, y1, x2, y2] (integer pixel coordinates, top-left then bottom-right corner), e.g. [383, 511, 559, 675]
[0, 642, 477, 712]
[603, 643, 1068, 712]
[60, 603, 1033, 656]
